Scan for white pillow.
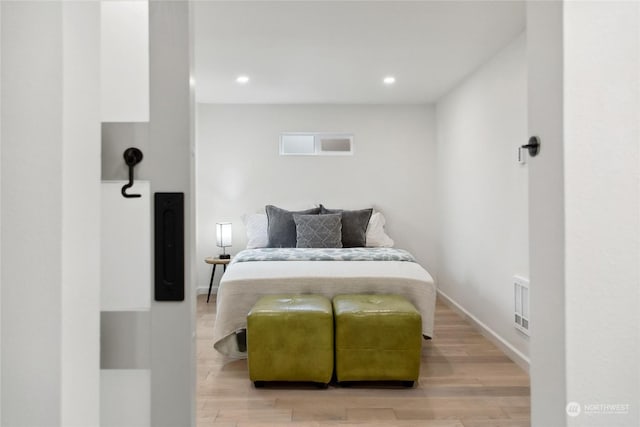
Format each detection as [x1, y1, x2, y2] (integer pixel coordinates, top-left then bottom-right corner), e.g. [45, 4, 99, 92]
[365, 212, 394, 248]
[242, 213, 268, 248]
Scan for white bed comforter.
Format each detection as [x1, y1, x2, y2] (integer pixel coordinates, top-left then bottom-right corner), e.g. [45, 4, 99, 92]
[212, 254, 437, 359]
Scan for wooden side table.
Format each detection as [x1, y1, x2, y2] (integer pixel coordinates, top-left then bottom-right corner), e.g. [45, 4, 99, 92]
[205, 257, 231, 303]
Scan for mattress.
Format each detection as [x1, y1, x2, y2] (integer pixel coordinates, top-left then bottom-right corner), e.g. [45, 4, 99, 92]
[212, 248, 437, 358]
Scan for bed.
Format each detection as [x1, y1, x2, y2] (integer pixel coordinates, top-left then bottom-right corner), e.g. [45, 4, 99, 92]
[212, 247, 437, 358]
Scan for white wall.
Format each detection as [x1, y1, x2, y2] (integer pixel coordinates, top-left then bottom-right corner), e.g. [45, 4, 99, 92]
[2, 3, 63, 423]
[100, 0, 149, 122]
[1, 2, 100, 425]
[526, 1, 567, 425]
[0, 4, 3, 422]
[61, 2, 101, 425]
[195, 104, 437, 291]
[563, 1, 639, 426]
[527, 2, 640, 425]
[435, 34, 529, 363]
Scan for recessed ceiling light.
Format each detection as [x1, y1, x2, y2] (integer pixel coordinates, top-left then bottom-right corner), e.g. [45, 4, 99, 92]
[383, 76, 396, 85]
[236, 75, 250, 84]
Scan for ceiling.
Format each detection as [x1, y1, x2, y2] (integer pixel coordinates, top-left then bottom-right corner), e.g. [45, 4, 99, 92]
[194, 1, 525, 104]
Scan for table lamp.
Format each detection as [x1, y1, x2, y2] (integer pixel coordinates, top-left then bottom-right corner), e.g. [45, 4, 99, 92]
[216, 222, 232, 259]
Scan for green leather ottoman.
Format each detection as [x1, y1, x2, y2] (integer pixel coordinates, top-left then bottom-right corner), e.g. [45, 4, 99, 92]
[247, 294, 333, 387]
[333, 294, 422, 386]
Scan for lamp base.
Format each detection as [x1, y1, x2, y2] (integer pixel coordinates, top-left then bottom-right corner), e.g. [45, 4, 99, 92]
[219, 254, 231, 259]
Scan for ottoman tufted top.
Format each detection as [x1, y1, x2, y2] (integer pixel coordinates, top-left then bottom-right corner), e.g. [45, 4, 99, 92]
[248, 294, 332, 316]
[333, 294, 420, 316]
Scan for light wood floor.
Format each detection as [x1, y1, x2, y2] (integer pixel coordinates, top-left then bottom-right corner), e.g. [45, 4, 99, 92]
[197, 294, 530, 427]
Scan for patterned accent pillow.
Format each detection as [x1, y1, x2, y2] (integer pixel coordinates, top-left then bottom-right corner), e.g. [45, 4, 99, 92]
[293, 214, 343, 248]
[319, 205, 373, 247]
[266, 205, 321, 248]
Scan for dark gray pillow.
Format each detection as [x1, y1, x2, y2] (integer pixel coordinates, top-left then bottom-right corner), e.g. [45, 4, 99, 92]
[293, 214, 342, 248]
[265, 205, 320, 248]
[319, 205, 373, 247]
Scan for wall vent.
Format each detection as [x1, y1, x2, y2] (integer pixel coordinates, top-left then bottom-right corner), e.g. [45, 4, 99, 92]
[514, 276, 530, 335]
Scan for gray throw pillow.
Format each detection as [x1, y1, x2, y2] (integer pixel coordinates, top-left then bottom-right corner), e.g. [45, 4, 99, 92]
[293, 214, 343, 248]
[265, 205, 321, 248]
[319, 205, 373, 247]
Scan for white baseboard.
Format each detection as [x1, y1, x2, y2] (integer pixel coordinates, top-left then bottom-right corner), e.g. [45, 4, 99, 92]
[437, 289, 530, 373]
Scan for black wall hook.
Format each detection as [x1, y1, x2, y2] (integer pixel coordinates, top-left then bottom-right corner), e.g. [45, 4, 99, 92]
[121, 147, 144, 198]
[522, 136, 541, 157]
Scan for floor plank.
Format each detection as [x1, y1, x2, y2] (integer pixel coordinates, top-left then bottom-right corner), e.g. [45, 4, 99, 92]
[197, 295, 530, 426]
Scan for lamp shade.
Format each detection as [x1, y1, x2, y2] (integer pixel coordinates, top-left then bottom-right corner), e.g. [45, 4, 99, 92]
[216, 222, 232, 248]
